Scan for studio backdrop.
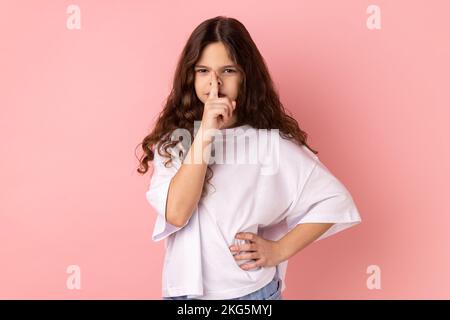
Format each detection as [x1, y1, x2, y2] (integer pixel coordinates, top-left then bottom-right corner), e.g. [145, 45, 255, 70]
[0, 0, 449, 299]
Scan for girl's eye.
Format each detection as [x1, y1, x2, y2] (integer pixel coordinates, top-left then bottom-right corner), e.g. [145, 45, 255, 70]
[195, 69, 236, 74]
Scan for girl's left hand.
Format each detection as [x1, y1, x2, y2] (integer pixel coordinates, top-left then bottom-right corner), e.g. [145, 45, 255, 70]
[229, 232, 284, 270]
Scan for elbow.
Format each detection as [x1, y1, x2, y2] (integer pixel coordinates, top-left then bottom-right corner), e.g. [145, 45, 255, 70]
[168, 216, 186, 228]
[165, 206, 188, 228]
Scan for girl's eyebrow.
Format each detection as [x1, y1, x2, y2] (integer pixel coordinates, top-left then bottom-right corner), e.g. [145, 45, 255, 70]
[194, 64, 237, 69]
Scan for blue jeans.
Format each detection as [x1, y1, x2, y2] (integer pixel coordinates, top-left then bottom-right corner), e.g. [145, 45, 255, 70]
[163, 272, 283, 300]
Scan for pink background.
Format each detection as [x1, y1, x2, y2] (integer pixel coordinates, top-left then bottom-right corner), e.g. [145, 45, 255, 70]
[1, 0, 449, 299]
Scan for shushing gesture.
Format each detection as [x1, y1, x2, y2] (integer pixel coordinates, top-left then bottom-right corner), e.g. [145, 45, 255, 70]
[200, 72, 237, 133]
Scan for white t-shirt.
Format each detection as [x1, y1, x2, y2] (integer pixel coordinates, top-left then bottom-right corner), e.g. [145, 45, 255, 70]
[146, 124, 362, 299]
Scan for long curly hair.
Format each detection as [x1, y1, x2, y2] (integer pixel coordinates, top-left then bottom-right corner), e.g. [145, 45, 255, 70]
[136, 16, 318, 197]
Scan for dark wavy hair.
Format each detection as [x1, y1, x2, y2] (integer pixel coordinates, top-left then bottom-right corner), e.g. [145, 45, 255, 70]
[136, 16, 318, 197]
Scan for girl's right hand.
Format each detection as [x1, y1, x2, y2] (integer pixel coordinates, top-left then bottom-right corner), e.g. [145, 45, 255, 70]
[200, 71, 236, 134]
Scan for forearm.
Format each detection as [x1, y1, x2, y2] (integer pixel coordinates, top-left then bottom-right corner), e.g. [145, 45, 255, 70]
[276, 223, 335, 263]
[165, 127, 213, 227]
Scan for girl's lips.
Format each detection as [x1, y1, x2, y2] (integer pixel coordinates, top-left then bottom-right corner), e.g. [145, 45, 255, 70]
[206, 93, 227, 97]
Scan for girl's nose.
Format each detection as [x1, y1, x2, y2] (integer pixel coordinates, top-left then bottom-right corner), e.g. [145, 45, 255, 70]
[210, 73, 222, 85]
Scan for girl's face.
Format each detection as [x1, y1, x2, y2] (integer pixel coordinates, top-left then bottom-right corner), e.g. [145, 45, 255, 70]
[194, 42, 242, 105]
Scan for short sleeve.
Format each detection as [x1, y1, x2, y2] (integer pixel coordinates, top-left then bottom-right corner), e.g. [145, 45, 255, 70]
[145, 142, 190, 242]
[285, 157, 362, 242]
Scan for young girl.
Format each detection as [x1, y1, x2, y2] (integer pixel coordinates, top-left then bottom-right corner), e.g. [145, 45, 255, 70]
[137, 16, 362, 300]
